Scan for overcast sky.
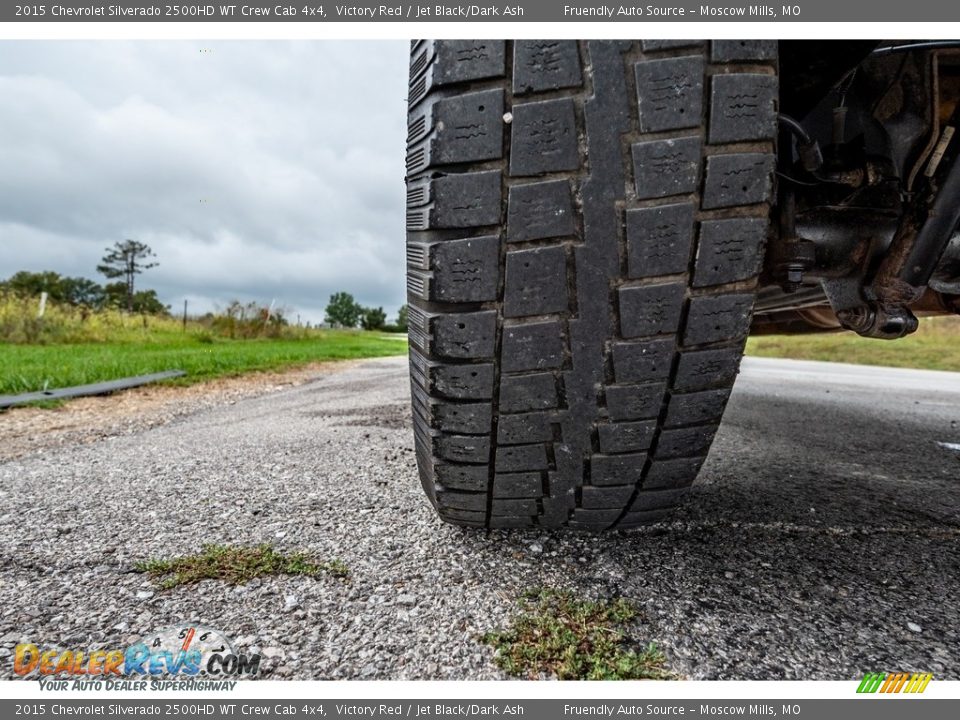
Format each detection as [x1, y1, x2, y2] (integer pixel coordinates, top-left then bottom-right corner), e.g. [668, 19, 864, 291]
[0, 41, 409, 323]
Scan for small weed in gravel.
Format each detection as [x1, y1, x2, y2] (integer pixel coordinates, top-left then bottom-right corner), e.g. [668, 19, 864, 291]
[481, 588, 672, 680]
[135, 544, 349, 590]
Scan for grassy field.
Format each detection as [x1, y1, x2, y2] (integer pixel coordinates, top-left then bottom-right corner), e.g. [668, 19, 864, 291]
[0, 295, 406, 396]
[0, 332, 406, 396]
[2, 293, 957, 398]
[746, 316, 960, 372]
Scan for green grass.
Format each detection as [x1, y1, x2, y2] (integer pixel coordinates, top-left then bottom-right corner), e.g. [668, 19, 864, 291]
[0, 330, 405, 395]
[480, 589, 672, 680]
[0, 293, 407, 395]
[746, 316, 960, 372]
[134, 544, 349, 590]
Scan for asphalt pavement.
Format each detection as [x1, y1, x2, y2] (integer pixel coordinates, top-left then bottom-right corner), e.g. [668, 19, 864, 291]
[0, 355, 957, 680]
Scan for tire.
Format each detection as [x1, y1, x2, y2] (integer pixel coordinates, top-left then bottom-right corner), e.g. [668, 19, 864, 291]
[405, 40, 778, 530]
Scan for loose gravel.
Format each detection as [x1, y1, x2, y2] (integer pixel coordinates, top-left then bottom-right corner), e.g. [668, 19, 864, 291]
[0, 356, 957, 680]
[0, 361, 350, 463]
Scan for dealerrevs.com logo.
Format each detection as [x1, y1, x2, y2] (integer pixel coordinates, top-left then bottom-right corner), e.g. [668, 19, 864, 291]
[14, 624, 260, 691]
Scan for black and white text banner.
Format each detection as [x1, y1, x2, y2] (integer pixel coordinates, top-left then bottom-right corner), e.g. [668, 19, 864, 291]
[4, 1, 960, 22]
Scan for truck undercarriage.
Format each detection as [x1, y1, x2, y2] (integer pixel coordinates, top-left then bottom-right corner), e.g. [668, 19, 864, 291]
[758, 40, 960, 338]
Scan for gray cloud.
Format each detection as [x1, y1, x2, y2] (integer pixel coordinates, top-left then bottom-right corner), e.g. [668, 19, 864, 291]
[0, 40, 409, 322]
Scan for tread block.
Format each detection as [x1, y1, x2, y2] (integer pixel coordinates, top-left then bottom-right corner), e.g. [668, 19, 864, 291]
[499, 373, 559, 413]
[432, 362, 495, 400]
[407, 89, 503, 174]
[435, 462, 490, 491]
[433, 41, 506, 83]
[436, 491, 487, 512]
[606, 382, 667, 422]
[674, 347, 742, 391]
[502, 320, 565, 372]
[427, 397, 493, 434]
[591, 453, 646, 486]
[626, 202, 695, 278]
[708, 74, 777, 144]
[504, 246, 569, 317]
[641, 40, 703, 51]
[597, 420, 657, 454]
[655, 425, 718, 459]
[635, 56, 703, 133]
[513, 41, 583, 94]
[618, 282, 685, 338]
[417, 171, 501, 229]
[492, 498, 539, 516]
[495, 444, 549, 472]
[664, 388, 730, 427]
[643, 456, 705, 490]
[632, 137, 701, 200]
[684, 294, 754, 346]
[494, 472, 543, 498]
[629, 487, 690, 512]
[433, 89, 504, 167]
[611, 338, 675, 383]
[429, 235, 501, 302]
[581, 484, 635, 509]
[409, 41, 506, 108]
[702, 153, 774, 210]
[710, 40, 777, 62]
[507, 180, 575, 242]
[436, 435, 491, 465]
[693, 217, 766, 287]
[509, 98, 580, 176]
[497, 412, 554, 444]
[431, 311, 497, 359]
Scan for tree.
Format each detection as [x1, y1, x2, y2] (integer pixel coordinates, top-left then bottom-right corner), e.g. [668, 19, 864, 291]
[325, 292, 361, 328]
[60, 277, 105, 308]
[103, 282, 130, 309]
[396, 304, 409, 332]
[360, 306, 387, 331]
[104, 284, 169, 314]
[131, 289, 169, 315]
[97, 240, 158, 312]
[4, 270, 65, 300]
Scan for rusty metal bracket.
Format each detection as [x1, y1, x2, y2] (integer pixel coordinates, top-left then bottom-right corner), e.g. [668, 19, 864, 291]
[837, 59, 960, 339]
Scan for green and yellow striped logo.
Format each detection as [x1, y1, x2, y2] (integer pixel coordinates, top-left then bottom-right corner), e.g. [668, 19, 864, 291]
[857, 672, 933, 694]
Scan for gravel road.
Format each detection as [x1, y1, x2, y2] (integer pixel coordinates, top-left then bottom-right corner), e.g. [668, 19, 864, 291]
[1, 356, 958, 680]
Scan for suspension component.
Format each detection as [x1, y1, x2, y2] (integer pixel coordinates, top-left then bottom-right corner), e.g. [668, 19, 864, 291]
[838, 62, 960, 339]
